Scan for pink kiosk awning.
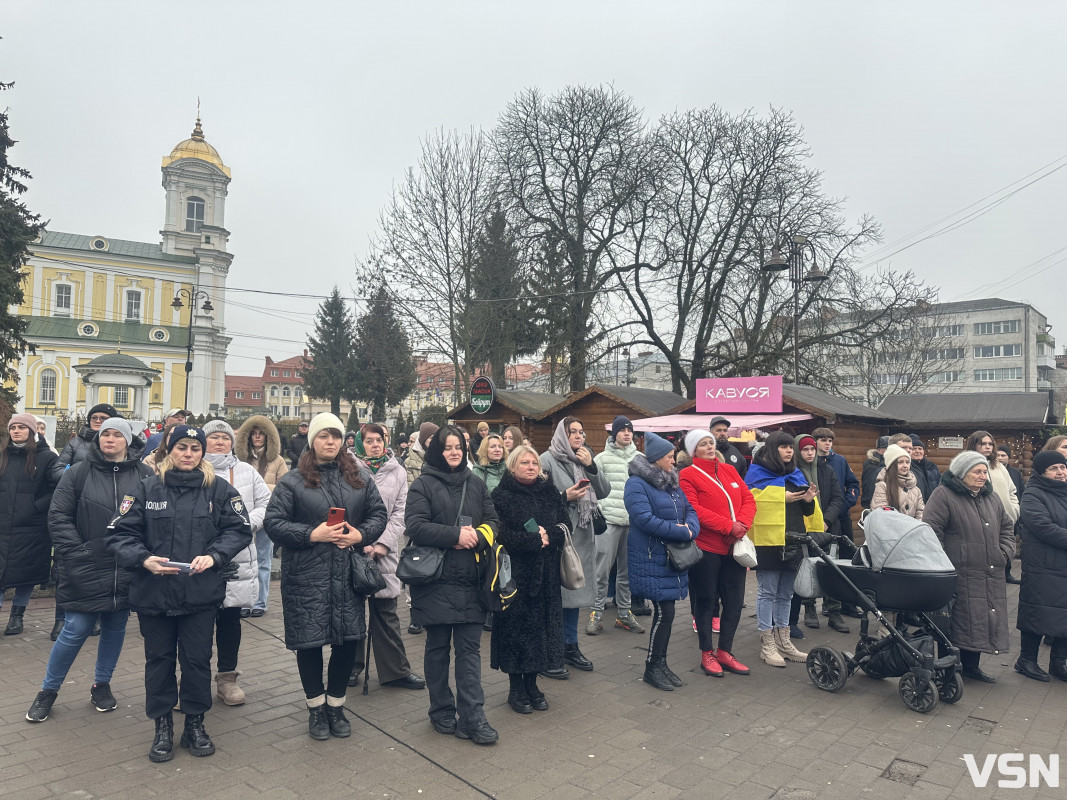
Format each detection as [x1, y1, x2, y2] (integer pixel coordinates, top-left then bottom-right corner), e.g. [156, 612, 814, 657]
[604, 413, 813, 433]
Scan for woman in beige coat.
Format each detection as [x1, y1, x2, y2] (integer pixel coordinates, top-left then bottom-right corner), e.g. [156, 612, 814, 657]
[870, 444, 924, 519]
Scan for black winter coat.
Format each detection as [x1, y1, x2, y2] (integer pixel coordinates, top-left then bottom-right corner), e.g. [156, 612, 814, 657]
[912, 458, 942, 503]
[54, 426, 95, 480]
[860, 451, 884, 509]
[107, 468, 252, 616]
[0, 440, 59, 589]
[719, 441, 749, 479]
[814, 459, 845, 536]
[489, 470, 566, 674]
[49, 444, 154, 612]
[265, 462, 387, 650]
[405, 464, 500, 627]
[1017, 476, 1067, 638]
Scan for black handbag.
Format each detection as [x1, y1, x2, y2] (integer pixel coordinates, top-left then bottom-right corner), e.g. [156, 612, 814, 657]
[592, 507, 608, 536]
[397, 480, 466, 586]
[665, 540, 702, 572]
[349, 550, 386, 595]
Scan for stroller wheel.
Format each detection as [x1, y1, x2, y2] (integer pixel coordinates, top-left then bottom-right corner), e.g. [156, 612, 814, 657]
[898, 671, 938, 713]
[935, 671, 964, 704]
[806, 646, 848, 692]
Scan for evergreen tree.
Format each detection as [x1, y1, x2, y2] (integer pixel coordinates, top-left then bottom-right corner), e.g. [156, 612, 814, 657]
[527, 234, 577, 393]
[417, 404, 449, 429]
[352, 285, 417, 421]
[304, 287, 359, 416]
[406, 410, 416, 432]
[393, 408, 406, 437]
[0, 77, 45, 406]
[465, 207, 542, 387]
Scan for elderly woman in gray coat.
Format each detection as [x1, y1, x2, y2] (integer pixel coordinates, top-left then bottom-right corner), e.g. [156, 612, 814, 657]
[540, 417, 610, 676]
[923, 450, 1015, 683]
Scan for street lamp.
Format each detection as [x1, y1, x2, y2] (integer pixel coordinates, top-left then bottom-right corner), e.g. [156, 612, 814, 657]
[171, 289, 214, 411]
[762, 234, 829, 385]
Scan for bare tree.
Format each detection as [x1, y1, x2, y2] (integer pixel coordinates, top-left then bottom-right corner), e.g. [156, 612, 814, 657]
[367, 128, 495, 405]
[495, 85, 650, 391]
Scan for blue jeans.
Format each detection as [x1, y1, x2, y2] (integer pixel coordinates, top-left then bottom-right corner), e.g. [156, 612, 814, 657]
[563, 607, 579, 644]
[0, 585, 34, 610]
[253, 529, 272, 611]
[42, 609, 130, 691]
[756, 569, 796, 631]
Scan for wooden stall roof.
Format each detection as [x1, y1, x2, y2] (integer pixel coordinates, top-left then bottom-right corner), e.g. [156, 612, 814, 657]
[539, 384, 688, 420]
[670, 383, 903, 425]
[448, 389, 564, 419]
[877, 392, 1054, 429]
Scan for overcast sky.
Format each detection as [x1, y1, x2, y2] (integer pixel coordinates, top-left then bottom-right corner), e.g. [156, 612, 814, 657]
[6, 1, 1066, 377]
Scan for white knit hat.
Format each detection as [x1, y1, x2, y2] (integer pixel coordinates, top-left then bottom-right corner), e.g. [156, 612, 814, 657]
[684, 429, 716, 457]
[883, 443, 911, 471]
[308, 413, 345, 444]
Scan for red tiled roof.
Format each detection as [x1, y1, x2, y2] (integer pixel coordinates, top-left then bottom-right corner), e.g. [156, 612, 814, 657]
[225, 375, 265, 407]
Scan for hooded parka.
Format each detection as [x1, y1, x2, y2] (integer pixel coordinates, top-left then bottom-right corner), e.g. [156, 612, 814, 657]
[1016, 475, 1067, 638]
[265, 460, 388, 649]
[48, 442, 154, 612]
[235, 415, 290, 489]
[1, 438, 59, 589]
[923, 471, 1015, 654]
[107, 468, 253, 616]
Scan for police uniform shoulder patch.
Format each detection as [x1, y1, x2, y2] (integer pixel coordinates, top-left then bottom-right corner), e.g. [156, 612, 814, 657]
[231, 497, 244, 515]
[119, 495, 135, 515]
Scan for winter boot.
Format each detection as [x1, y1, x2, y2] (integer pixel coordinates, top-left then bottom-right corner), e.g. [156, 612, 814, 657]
[50, 618, 65, 641]
[180, 713, 215, 756]
[760, 630, 786, 668]
[827, 611, 851, 633]
[701, 650, 724, 677]
[661, 660, 684, 687]
[325, 695, 351, 737]
[714, 648, 750, 675]
[803, 602, 820, 629]
[642, 657, 675, 691]
[149, 713, 174, 762]
[215, 671, 246, 706]
[1049, 659, 1067, 683]
[774, 627, 808, 662]
[507, 674, 533, 714]
[523, 673, 548, 711]
[4, 605, 26, 636]
[307, 695, 329, 741]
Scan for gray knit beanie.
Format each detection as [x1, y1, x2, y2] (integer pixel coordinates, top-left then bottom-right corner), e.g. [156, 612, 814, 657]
[202, 419, 236, 445]
[949, 450, 988, 480]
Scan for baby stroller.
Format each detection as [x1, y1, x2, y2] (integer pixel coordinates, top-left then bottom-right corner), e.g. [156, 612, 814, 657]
[796, 508, 962, 713]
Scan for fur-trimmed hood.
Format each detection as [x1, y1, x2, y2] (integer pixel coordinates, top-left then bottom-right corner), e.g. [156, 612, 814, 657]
[235, 415, 283, 464]
[628, 452, 679, 490]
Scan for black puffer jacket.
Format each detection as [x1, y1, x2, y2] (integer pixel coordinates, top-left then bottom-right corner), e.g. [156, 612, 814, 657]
[0, 439, 59, 589]
[1017, 475, 1067, 638]
[107, 468, 252, 616]
[49, 443, 154, 612]
[265, 461, 388, 650]
[405, 463, 500, 627]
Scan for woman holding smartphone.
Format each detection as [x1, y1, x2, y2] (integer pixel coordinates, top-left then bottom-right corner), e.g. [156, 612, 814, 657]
[265, 413, 387, 741]
[107, 425, 252, 763]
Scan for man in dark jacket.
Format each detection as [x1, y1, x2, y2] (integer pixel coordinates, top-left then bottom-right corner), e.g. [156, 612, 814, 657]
[287, 421, 309, 468]
[860, 435, 889, 509]
[54, 403, 119, 480]
[813, 427, 859, 541]
[710, 417, 748, 479]
[910, 435, 941, 503]
[27, 419, 154, 723]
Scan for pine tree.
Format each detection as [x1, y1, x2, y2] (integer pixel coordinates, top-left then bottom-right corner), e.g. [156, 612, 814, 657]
[304, 287, 359, 416]
[0, 77, 45, 406]
[352, 285, 417, 421]
[465, 207, 542, 387]
[393, 408, 406, 437]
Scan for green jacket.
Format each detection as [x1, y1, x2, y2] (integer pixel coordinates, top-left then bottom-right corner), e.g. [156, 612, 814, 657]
[594, 437, 638, 526]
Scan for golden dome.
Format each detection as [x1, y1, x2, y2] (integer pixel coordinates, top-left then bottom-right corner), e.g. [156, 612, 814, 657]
[161, 117, 231, 177]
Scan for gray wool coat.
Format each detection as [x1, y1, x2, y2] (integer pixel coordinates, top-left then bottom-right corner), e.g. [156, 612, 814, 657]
[540, 451, 610, 609]
[923, 472, 1015, 654]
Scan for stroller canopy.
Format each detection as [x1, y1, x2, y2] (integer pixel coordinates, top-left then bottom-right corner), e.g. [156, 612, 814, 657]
[861, 508, 955, 572]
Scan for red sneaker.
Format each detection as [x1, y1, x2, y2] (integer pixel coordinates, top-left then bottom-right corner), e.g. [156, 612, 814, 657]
[701, 651, 724, 677]
[712, 617, 720, 633]
[715, 648, 750, 675]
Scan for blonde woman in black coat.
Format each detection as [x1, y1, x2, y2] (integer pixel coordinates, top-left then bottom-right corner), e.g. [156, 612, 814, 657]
[265, 413, 387, 741]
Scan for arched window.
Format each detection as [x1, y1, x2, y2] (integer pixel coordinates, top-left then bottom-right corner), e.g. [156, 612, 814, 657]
[282, 386, 291, 398]
[270, 385, 278, 397]
[294, 386, 303, 400]
[185, 196, 205, 232]
[40, 369, 57, 405]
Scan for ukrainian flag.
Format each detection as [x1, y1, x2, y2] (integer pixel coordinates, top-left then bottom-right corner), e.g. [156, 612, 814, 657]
[745, 463, 819, 547]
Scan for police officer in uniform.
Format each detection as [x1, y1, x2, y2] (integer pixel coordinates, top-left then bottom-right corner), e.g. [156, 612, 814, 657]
[108, 425, 251, 763]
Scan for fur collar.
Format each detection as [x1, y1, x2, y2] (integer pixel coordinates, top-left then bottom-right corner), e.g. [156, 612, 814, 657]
[940, 470, 992, 497]
[628, 453, 678, 490]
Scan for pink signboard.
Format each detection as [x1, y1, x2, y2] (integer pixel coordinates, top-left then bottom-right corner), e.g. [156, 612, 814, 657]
[695, 376, 784, 413]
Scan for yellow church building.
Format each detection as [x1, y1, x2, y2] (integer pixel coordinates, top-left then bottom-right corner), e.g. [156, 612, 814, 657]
[9, 118, 234, 421]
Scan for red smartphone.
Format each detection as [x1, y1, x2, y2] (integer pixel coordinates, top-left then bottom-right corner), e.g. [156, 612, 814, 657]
[576, 479, 591, 489]
[327, 507, 345, 526]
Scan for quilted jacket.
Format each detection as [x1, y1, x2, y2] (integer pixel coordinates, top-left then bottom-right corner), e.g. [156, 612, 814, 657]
[594, 436, 637, 526]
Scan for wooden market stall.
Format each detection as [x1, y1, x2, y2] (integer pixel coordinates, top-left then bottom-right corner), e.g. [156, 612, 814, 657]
[878, 391, 1057, 478]
[448, 389, 564, 449]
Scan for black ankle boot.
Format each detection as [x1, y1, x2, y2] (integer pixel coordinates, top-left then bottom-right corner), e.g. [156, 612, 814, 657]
[50, 618, 64, 641]
[324, 704, 351, 737]
[507, 674, 533, 714]
[149, 713, 174, 762]
[307, 705, 329, 740]
[523, 673, 548, 711]
[563, 643, 593, 671]
[643, 657, 674, 691]
[1050, 660, 1067, 682]
[4, 605, 26, 636]
[180, 714, 215, 756]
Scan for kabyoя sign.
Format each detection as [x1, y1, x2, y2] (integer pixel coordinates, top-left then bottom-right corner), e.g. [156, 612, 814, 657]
[470, 376, 495, 415]
[695, 376, 783, 414]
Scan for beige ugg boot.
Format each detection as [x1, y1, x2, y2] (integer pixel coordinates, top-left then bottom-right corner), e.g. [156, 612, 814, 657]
[760, 629, 786, 668]
[215, 671, 246, 706]
[774, 628, 808, 662]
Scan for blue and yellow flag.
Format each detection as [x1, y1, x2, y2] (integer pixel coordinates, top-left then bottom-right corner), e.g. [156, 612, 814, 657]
[745, 463, 819, 547]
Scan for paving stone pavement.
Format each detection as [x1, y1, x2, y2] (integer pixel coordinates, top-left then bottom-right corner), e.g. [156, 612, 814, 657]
[0, 574, 1063, 799]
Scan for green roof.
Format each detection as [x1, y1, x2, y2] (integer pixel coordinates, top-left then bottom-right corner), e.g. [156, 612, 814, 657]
[37, 231, 197, 264]
[76, 353, 161, 374]
[25, 316, 188, 349]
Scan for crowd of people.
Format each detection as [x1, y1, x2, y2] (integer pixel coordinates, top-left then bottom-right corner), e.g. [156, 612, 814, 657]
[3, 404, 1067, 760]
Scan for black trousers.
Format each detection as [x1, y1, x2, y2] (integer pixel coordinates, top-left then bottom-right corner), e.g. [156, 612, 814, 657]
[648, 600, 676, 661]
[689, 551, 746, 653]
[352, 596, 413, 684]
[215, 606, 242, 672]
[138, 609, 216, 720]
[295, 641, 361, 699]
[1020, 631, 1067, 662]
[424, 622, 485, 728]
